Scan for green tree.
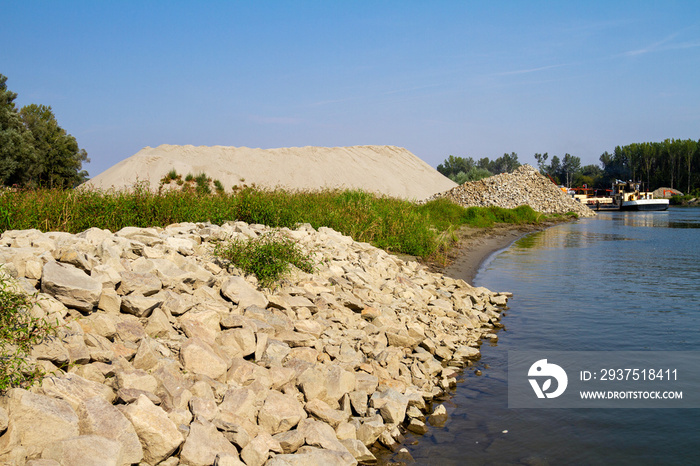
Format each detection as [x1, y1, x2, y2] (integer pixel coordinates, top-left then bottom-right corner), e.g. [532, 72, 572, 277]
[477, 157, 492, 172]
[579, 164, 603, 188]
[682, 139, 697, 194]
[491, 152, 520, 174]
[437, 155, 472, 178]
[533, 152, 549, 173]
[547, 155, 562, 184]
[451, 166, 493, 184]
[20, 104, 89, 188]
[561, 153, 581, 187]
[0, 74, 37, 186]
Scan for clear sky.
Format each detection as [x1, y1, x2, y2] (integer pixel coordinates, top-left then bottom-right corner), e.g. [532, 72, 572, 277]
[3, 1, 699, 178]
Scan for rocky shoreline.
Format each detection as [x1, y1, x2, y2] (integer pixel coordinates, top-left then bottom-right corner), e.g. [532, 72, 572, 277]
[0, 221, 511, 465]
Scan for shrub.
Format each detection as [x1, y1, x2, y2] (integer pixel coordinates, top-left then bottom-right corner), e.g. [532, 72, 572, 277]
[214, 179, 225, 194]
[215, 231, 315, 287]
[0, 271, 56, 392]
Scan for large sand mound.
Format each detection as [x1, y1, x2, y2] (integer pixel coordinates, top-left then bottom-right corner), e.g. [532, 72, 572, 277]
[83, 144, 457, 200]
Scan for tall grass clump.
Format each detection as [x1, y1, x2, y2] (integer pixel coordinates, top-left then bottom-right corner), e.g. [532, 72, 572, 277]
[0, 270, 56, 392]
[214, 231, 315, 287]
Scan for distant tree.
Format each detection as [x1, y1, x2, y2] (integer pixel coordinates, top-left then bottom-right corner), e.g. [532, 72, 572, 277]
[682, 139, 698, 194]
[437, 155, 473, 178]
[579, 164, 603, 188]
[548, 155, 562, 184]
[451, 166, 493, 184]
[561, 153, 581, 187]
[491, 152, 520, 174]
[533, 152, 548, 173]
[20, 104, 89, 187]
[477, 157, 492, 172]
[0, 74, 37, 186]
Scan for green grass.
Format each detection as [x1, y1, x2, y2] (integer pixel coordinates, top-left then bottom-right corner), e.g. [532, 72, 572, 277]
[0, 186, 550, 260]
[215, 231, 315, 287]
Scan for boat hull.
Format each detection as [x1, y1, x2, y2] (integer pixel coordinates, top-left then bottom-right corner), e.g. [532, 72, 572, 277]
[620, 199, 669, 211]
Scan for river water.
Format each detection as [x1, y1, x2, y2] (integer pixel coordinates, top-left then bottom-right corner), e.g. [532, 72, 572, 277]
[404, 208, 700, 465]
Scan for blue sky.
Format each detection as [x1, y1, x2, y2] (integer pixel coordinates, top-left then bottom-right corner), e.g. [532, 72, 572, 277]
[3, 1, 699, 177]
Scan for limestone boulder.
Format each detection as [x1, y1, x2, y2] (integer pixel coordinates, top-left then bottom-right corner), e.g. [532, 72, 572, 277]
[239, 432, 282, 466]
[304, 398, 348, 428]
[180, 337, 229, 381]
[115, 368, 159, 394]
[267, 449, 358, 466]
[355, 414, 385, 446]
[121, 293, 163, 317]
[273, 429, 305, 454]
[218, 386, 263, 425]
[30, 335, 70, 367]
[0, 389, 79, 457]
[216, 327, 256, 359]
[179, 419, 240, 466]
[340, 438, 376, 463]
[221, 276, 268, 309]
[0, 405, 8, 433]
[117, 271, 162, 296]
[371, 388, 409, 425]
[77, 396, 143, 465]
[40, 435, 124, 466]
[118, 395, 183, 465]
[227, 358, 272, 388]
[149, 258, 197, 289]
[41, 261, 102, 313]
[257, 390, 306, 435]
[38, 373, 116, 411]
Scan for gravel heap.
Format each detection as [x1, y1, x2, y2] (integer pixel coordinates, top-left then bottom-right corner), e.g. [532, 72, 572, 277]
[426, 164, 596, 218]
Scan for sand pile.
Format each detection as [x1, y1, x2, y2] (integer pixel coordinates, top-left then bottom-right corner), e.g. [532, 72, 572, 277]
[426, 165, 596, 217]
[83, 145, 457, 200]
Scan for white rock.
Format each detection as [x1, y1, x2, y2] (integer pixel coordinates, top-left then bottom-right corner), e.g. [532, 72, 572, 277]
[41, 261, 102, 312]
[179, 419, 240, 466]
[118, 395, 183, 465]
[221, 276, 268, 309]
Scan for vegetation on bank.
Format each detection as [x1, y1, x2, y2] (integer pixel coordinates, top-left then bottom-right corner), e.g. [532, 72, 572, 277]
[0, 271, 56, 392]
[214, 231, 316, 287]
[0, 186, 552, 260]
[670, 191, 700, 206]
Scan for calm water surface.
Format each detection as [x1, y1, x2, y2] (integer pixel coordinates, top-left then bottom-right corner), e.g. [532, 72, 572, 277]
[405, 208, 700, 465]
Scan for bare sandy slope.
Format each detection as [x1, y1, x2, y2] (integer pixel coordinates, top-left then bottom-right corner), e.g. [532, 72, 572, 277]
[83, 144, 457, 200]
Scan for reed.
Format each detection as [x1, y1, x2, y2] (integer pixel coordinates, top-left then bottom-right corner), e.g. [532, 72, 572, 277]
[0, 186, 549, 259]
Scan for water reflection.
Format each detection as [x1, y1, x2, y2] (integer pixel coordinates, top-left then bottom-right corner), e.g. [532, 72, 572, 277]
[515, 224, 632, 251]
[599, 209, 700, 229]
[404, 209, 700, 465]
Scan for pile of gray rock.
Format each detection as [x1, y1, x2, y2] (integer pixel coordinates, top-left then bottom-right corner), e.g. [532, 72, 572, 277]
[426, 164, 596, 218]
[0, 221, 509, 465]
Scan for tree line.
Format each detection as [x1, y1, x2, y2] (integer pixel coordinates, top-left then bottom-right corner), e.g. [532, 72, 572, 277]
[437, 152, 522, 184]
[439, 139, 700, 195]
[0, 74, 89, 188]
